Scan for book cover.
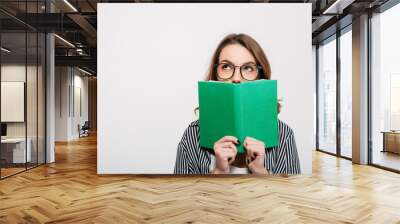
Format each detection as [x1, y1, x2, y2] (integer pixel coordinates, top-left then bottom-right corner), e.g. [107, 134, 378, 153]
[198, 80, 278, 153]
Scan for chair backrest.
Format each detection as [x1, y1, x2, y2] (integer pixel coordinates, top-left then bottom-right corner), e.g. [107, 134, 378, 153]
[82, 121, 90, 129]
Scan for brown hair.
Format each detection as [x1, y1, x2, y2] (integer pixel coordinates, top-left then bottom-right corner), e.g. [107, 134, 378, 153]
[195, 33, 281, 115]
[205, 33, 271, 81]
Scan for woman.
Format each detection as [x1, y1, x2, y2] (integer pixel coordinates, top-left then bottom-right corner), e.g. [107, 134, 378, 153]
[174, 33, 301, 175]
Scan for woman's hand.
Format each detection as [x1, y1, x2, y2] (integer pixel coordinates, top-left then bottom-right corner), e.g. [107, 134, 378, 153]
[212, 136, 238, 174]
[244, 137, 268, 175]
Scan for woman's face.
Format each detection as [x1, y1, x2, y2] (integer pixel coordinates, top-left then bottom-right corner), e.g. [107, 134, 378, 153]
[217, 44, 258, 83]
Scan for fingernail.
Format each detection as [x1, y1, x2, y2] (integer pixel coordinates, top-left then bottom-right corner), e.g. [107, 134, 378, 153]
[236, 140, 240, 145]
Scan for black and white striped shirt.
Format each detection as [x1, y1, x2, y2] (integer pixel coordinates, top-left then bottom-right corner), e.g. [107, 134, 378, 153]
[174, 119, 301, 175]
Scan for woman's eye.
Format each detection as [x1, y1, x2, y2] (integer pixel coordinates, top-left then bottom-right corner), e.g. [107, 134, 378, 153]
[243, 65, 255, 72]
[222, 64, 232, 70]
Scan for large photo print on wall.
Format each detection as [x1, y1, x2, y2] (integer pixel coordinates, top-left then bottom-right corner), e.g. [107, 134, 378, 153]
[97, 3, 313, 175]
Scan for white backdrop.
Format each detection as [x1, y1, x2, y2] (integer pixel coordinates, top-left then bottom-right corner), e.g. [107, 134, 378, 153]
[98, 3, 313, 174]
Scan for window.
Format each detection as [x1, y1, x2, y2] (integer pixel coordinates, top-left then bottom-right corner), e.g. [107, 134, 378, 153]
[318, 36, 337, 154]
[340, 29, 352, 158]
[370, 2, 400, 171]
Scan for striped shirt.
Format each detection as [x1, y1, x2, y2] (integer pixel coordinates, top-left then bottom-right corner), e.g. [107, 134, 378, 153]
[174, 119, 301, 175]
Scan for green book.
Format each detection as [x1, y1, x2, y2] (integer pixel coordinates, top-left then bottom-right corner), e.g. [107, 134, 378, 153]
[198, 80, 278, 153]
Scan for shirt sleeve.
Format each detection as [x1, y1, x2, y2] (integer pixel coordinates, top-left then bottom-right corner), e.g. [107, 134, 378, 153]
[282, 132, 301, 175]
[173, 129, 194, 174]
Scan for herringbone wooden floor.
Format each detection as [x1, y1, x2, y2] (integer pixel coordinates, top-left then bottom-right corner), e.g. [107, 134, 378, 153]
[1, 134, 400, 224]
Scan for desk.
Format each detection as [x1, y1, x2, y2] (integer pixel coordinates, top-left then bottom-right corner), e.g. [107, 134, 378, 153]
[1, 138, 31, 163]
[381, 131, 400, 154]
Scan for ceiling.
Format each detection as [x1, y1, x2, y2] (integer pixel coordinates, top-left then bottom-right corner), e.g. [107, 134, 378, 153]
[0, 0, 393, 75]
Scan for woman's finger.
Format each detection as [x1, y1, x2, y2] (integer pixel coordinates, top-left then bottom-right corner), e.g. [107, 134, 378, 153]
[246, 157, 251, 165]
[215, 143, 237, 159]
[221, 150, 236, 164]
[227, 155, 235, 164]
[220, 147, 236, 158]
[244, 137, 265, 147]
[220, 147, 234, 156]
[246, 143, 260, 158]
[219, 143, 237, 157]
[253, 154, 265, 167]
[246, 147, 265, 162]
[225, 147, 237, 164]
[217, 142, 236, 150]
[244, 136, 258, 145]
[217, 136, 239, 144]
[246, 154, 256, 162]
[214, 136, 238, 150]
[246, 144, 265, 153]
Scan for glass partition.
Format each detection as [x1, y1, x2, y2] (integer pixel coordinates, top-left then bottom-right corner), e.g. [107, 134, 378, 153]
[38, 32, 45, 165]
[27, 30, 38, 169]
[0, 1, 46, 179]
[0, 31, 28, 177]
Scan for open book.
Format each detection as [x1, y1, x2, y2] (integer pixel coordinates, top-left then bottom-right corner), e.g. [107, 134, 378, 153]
[198, 80, 278, 153]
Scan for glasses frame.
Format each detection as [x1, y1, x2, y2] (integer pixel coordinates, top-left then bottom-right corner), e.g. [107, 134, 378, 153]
[214, 62, 263, 81]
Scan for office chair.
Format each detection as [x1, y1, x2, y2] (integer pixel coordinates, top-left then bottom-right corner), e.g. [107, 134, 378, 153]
[79, 121, 90, 138]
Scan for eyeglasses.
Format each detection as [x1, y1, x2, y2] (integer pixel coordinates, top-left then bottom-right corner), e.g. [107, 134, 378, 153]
[214, 62, 262, 81]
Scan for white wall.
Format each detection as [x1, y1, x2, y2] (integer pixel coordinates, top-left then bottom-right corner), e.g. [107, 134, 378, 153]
[55, 67, 89, 141]
[55, 67, 69, 141]
[72, 73, 89, 138]
[98, 3, 313, 174]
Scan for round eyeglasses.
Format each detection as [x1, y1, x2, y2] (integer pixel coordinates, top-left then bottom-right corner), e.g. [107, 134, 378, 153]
[214, 62, 262, 81]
